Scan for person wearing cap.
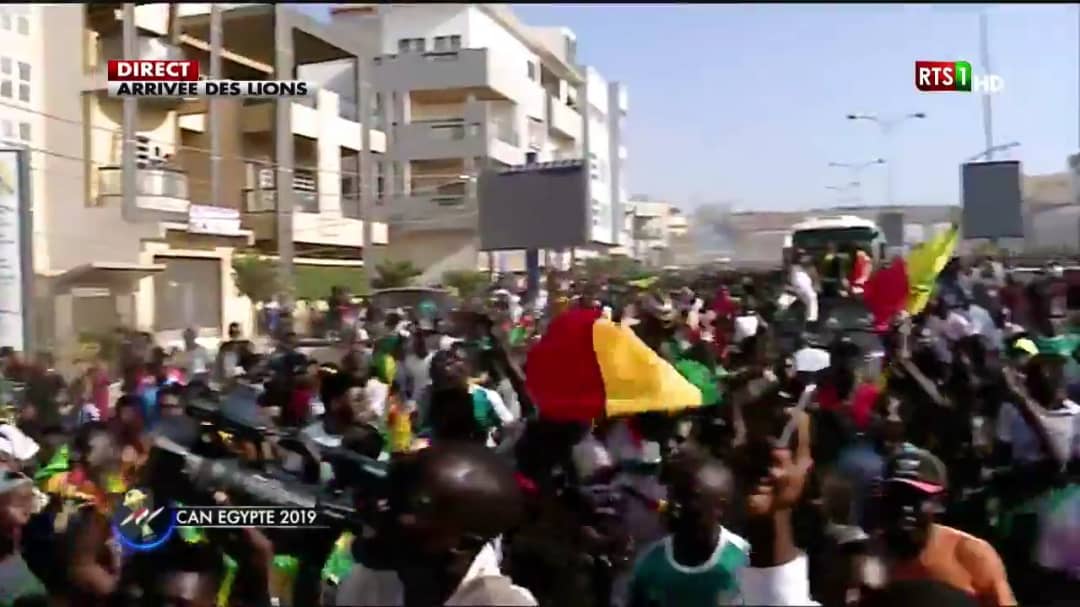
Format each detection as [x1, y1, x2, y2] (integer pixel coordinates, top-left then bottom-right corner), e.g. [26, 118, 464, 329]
[881, 445, 1015, 607]
[993, 336, 1080, 595]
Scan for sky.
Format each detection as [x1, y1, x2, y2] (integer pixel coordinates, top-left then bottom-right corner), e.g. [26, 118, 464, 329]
[304, 4, 1080, 212]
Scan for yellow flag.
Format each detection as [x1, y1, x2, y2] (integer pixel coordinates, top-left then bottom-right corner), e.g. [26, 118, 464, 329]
[905, 225, 959, 315]
[629, 276, 659, 289]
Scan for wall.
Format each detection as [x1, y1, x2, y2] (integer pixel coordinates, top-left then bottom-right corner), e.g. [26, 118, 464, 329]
[410, 101, 466, 121]
[585, 67, 614, 244]
[40, 8, 159, 274]
[176, 99, 245, 209]
[0, 5, 49, 274]
[379, 4, 471, 55]
[384, 229, 478, 275]
[466, 6, 539, 145]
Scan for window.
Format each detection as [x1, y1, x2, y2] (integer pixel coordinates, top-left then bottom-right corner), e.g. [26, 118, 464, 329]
[397, 38, 425, 53]
[2, 121, 11, 138]
[18, 83, 28, 102]
[17, 62, 28, 81]
[434, 35, 461, 51]
[0, 15, 9, 31]
[1, 81, 11, 98]
[525, 151, 537, 164]
[15, 16, 26, 35]
[18, 122, 29, 141]
[527, 62, 537, 81]
[1, 58, 10, 75]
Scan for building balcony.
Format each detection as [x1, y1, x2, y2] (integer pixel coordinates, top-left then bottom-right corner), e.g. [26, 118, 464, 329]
[391, 119, 485, 161]
[239, 89, 387, 153]
[386, 193, 477, 233]
[389, 110, 524, 166]
[373, 49, 531, 104]
[97, 165, 190, 214]
[547, 95, 582, 141]
[243, 188, 319, 214]
[241, 189, 387, 247]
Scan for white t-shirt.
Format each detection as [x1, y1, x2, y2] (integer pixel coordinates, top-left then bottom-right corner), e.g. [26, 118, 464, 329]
[995, 400, 1080, 463]
[789, 266, 819, 322]
[737, 552, 819, 606]
[404, 352, 434, 399]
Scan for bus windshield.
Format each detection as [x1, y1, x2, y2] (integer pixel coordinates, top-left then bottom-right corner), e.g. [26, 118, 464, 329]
[791, 226, 877, 252]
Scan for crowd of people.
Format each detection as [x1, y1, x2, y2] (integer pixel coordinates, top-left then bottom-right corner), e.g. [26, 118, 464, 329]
[0, 248, 1077, 607]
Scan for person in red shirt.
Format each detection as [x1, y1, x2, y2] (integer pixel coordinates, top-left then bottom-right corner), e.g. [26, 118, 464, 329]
[817, 337, 879, 432]
[882, 446, 1015, 607]
[850, 246, 873, 295]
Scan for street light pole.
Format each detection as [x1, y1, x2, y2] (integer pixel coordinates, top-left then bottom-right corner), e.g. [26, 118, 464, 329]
[967, 141, 1020, 163]
[846, 112, 926, 206]
[828, 158, 885, 204]
[979, 11, 995, 159]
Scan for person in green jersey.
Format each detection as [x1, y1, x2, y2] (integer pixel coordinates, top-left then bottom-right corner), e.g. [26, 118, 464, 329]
[628, 454, 748, 607]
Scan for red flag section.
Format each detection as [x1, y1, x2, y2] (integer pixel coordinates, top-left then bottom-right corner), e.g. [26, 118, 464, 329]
[863, 258, 910, 332]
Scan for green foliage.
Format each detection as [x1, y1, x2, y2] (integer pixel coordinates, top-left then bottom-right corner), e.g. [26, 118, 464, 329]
[232, 253, 281, 303]
[442, 270, 490, 300]
[372, 260, 422, 289]
[578, 256, 648, 283]
[294, 265, 369, 300]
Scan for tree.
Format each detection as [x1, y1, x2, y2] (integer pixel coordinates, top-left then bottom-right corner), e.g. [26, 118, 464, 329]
[372, 260, 421, 289]
[232, 253, 280, 303]
[443, 269, 490, 300]
[580, 256, 646, 284]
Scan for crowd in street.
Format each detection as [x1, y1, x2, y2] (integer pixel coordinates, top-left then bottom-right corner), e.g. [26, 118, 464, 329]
[0, 242, 1077, 607]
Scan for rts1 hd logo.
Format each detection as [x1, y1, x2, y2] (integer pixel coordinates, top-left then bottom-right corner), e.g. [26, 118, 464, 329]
[915, 61, 1004, 93]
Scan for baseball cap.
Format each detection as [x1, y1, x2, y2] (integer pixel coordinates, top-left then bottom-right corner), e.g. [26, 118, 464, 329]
[884, 445, 947, 494]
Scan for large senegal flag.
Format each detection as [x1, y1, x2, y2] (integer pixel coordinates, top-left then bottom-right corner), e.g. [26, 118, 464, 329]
[863, 225, 959, 328]
[905, 224, 959, 315]
[525, 308, 703, 421]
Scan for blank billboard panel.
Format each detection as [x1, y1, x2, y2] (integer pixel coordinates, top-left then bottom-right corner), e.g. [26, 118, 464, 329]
[961, 161, 1023, 239]
[478, 161, 589, 251]
[878, 211, 904, 245]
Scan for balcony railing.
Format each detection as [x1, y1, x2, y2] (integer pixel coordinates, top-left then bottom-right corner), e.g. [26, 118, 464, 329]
[243, 189, 319, 214]
[97, 166, 189, 213]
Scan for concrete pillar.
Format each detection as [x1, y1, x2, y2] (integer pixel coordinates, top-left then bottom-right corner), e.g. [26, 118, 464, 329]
[397, 91, 412, 195]
[316, 88, 342, 214]
[273, 6, 295, 307]
[121, 4, 138, 221]
[209, 5, 223, 206]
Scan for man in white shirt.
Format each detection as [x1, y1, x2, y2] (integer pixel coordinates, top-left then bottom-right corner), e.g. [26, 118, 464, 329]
[789, 256, 819, 324]
[336, 443, 535, 606]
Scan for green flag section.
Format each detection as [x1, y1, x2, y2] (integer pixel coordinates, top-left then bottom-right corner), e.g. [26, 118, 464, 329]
[34, 445, 69, 482]
[1034, 334, 1080, 359]
[674, 359, 721, 406]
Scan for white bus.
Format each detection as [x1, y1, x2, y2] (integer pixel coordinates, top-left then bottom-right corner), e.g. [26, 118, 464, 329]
[783, 215, 887, 265]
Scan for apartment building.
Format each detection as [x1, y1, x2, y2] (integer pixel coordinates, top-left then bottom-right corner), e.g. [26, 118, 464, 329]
[33, 4, 387, 351]
[622, 197, 696, 267]
[331, 3, 629, 280]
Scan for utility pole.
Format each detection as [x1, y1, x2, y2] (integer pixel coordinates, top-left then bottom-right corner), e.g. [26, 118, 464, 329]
[273, 6, 295, 310]
[209, 4, 223, 206]
[979, 11, 995, 160]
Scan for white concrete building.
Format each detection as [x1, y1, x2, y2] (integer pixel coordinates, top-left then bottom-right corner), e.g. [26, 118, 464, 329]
[622, 197, 695, 267]
[29, 4, 388, 352]
[331, 3, 629, 279]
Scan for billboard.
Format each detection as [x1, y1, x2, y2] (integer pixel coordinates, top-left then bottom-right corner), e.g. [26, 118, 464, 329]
[877, 211, 904, 246]
[960, 160, 1024, 239]
[478, 160, 590, 251]
[0, 149, 31, 351]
